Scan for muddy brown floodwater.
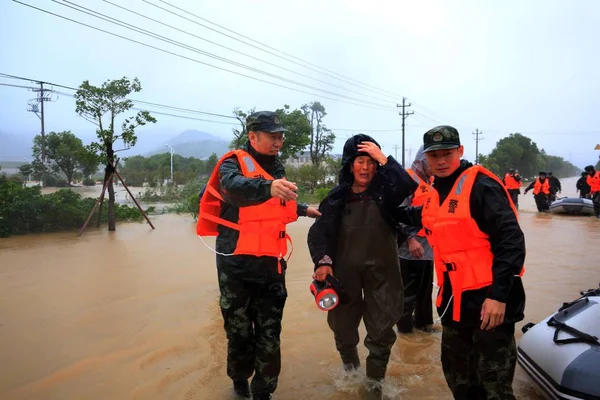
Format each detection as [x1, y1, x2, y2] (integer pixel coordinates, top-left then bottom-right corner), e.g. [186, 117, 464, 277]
[1, 177, 598, 399]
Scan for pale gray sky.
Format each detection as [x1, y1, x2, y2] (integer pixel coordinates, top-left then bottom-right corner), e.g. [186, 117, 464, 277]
[1, 0, 599, 167]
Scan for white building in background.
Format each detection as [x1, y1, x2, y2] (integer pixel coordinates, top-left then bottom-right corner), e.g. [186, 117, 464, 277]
[286, 151, 311, 168]
[285, 151, 342, 168]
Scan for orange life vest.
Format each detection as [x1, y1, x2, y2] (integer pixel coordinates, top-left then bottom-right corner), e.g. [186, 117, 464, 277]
[504, 173, 521, 190]
[406, 168, 430, 237]
[587, 171, 600, 194]
[196, 150, 298, 270]
[422, 165, 525, 322]
[533, 178, 550, 195]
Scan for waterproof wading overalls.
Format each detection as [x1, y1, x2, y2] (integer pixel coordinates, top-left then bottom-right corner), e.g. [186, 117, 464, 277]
[328, 197, 404, 381]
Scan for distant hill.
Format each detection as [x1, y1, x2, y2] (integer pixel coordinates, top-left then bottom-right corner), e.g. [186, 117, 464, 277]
[145, 129, 230, 159]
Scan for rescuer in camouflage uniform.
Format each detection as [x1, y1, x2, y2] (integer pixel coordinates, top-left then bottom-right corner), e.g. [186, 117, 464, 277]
[211, 111, 320, 399]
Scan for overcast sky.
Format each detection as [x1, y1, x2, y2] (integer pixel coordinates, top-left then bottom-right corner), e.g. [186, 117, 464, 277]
[1, 0, 599, 167]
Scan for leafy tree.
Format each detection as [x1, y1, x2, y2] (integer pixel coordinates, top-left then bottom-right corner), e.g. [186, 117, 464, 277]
[484, 133, 540, 178]
[301, 101, 335, 165]
[19, 163, 33, 180]
[29, 159, 48, 182]
[479, 133, 583, 178]
[229, 105, 311, 163]
[275, 105, 311, 162]
[229, 107, 254, 150]
[121, 154, 209, 186]
[205, 153, 219, 176]
[78, 150, 100, 179]
[31, 131, 95, 185]
[75, 77, 156, 231]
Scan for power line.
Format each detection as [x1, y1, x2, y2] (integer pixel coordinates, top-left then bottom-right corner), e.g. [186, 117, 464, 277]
[407, 98, 467, 128]
[146, 0, 406, 102]
[1, 72, 239, 120]
[3, 81, 440, 139]
[32, 0, 398, 112]
[0, 72, 78, 91]
[150, 0, 483, 132]
[131, 108, 239, 125]
[1, 73, 58, 164]
[4, 73, 597, 140]
[100, 0, 399, 106]
[54, 0, 396, 109]
[127, 100, 236, 120]
[53, 90, 240, 125]
[0, 82, 38, 90]
[13, 1, 397, 113]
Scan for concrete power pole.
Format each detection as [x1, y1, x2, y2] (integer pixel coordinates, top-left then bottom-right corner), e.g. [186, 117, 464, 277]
[28, 82, 53, 163]
[407, 146, 415, 164]
[392, 145, 400, 160]
[396, 97, 414, 167]
[472, 128, 483, 164]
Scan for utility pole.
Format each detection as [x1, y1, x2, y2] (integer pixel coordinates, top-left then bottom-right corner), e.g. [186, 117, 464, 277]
[406, 145, 416, 164]
[164, 144, 174, 184]
[392, 145, 400, 160]
[472, 128, 483, 164]
[28, 82, 54, 163]
[397, 97, 413, 167]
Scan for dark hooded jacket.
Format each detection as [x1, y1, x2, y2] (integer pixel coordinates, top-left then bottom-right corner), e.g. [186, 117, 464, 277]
[548, 174, 562, 193]
[426, 160, 526, 328]
[214, 142, 308, 280]
[576, 172, 591, 196]
[307, 134, 419, 271]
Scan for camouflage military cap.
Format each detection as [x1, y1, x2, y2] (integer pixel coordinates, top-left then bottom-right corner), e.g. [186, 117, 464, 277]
[246, 110, 288, 133]
[423, 125, 461, 153]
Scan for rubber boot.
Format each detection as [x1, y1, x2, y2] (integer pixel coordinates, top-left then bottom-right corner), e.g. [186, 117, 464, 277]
[340, 347, 361, 372]
[233, 379, 250, 398]
[364, 378, 383, 400]
[252, 394, 272, 400]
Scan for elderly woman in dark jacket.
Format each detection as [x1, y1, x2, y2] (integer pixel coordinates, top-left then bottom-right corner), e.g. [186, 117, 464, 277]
[307, 134, 419, 397]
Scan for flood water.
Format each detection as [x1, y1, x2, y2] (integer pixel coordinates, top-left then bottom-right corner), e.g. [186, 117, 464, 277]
[1, 176, 598, 399]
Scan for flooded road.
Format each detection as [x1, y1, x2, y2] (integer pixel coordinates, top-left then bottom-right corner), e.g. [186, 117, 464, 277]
[1, 176, 598, 399]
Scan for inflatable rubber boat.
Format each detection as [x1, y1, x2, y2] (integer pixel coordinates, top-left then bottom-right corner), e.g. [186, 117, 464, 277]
[549, 197, 595, 216]
[517, 285, 600, 400]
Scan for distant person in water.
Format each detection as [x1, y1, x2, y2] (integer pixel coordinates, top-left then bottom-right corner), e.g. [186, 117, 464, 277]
[502, 168, 522, 209]
[547, 172, 561, 202]
[584, 165, 600, 218]
[576, 171, 591, 199]
[524, 172, 553, 212]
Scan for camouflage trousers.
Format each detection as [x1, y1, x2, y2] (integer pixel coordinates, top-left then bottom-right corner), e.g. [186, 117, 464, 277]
[217, 267, 287, 396]
[441, 324, 517, 400]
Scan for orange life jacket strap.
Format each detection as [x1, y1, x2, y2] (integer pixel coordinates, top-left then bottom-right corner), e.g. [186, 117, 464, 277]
[276, 233, 294, 274]
[285, 233, 294, 261]
[201, 212, 242, 231]
[206, 184, 224, 201]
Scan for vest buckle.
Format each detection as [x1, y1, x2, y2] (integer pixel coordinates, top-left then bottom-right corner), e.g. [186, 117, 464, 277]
[280, 199, 286, 206]
[279, 231, 286, 239]
[444, 262, 457, 272]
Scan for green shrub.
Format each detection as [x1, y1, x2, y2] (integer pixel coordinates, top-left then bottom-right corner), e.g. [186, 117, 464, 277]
[0, 179, 144, 237]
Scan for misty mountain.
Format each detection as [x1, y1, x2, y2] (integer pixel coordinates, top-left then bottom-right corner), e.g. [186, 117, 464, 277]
[0, 130, 35, 161]
[0, 128, 232, 162]
[144, 129, 230, 159]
